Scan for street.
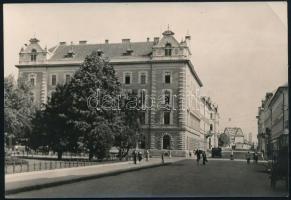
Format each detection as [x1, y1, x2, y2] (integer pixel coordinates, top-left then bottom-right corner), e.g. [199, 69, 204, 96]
[7, 159, 288, 198]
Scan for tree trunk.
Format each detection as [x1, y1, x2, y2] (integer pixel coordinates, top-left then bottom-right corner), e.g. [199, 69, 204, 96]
[89, 151, 94, 161]
[57, 150, 63, 160]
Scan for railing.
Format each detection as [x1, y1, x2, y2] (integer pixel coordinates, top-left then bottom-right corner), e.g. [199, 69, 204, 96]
[5, 151, 127, 175]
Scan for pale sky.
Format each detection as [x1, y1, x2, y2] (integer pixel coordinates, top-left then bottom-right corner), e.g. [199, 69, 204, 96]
[4, 2, 288, 142]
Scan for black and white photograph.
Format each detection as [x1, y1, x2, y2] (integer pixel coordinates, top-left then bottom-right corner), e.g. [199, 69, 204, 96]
[3, 2, 288, 198]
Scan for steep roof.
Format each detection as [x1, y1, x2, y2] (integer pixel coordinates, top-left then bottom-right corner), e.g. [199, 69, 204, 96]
[48, 42, 154, 62]
[224, 127, 244, 137]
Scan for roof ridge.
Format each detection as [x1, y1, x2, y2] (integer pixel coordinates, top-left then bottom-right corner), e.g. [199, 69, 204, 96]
[57, 41, 154, 47]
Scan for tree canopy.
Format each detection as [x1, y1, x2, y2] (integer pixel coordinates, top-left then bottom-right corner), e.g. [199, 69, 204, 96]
[4, 75, 36, 147]
[30, 52, 141, 160]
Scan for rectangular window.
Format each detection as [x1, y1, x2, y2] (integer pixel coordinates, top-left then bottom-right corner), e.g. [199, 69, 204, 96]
[140, 74, 146, 84]
[164, 90, 171, 105]
[65, 74, 71, 83]
[140, 112, 146, 125]
[30, 78, 35, 86]
[164, 112, 170, 125]
[51, 75, 57, 86]
[125, 74, 131, 85]
[140, 89, 146, 108]
[165, 72, 171, 84]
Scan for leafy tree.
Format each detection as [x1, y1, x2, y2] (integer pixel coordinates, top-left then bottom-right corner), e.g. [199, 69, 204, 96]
[218, 133, 230, 147]
[113, 92, 142, 160]
[4, 75, 36, 147]
[29, 83, 78, 159]
[67, 51, 121, 160]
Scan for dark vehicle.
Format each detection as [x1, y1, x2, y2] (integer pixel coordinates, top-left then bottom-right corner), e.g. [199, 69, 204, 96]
[211, 148, 222, 158]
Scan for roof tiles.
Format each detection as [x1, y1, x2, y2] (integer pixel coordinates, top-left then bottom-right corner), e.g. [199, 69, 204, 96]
[48, 42, 154, 62]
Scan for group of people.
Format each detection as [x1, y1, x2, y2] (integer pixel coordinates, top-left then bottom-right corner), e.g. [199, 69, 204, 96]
[246, 151, 259, 164]
[194, 149, 208, 165]
[132, 149, 150, 164]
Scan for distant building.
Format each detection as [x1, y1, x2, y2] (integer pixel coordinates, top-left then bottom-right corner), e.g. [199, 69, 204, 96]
[256, 92, 273, 158]
[268, 84, 289, 152]
[200, 96, 220, 150]
[224, 127, 245, 149]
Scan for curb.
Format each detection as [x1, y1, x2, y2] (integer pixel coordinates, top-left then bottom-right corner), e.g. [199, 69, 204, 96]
[6, 162, 171, 195]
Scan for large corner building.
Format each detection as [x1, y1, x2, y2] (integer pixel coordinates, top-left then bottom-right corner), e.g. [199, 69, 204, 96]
[16, 29, 219, 156]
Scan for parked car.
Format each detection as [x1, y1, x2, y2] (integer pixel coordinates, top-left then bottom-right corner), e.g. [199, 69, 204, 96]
[211, 147, 222, 158]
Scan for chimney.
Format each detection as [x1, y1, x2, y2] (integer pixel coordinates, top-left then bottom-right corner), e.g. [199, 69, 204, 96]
[122, 38, 130, 43]
[153, 37, 159, 45]
[147, 37, 150, 42]
[59, 41, 66, 45]
[105, 39, 109, 44]
[79, 40, 87, 44]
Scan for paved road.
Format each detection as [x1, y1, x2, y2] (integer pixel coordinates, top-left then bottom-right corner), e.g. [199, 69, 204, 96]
[7, 159, 288, 198]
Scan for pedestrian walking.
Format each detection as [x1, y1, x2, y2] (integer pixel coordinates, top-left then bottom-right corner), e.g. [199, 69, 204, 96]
[145, 149, 149, 161]
[261, 151, 264, 160]
[195, 149, 201, 165]
[246, 151, 251, 164]
[202, 151, 208, 165]
[161, 151, 164, 164]
[230, 150, 234, 160]
[132, 150, 137, 164]
[138, 151, 142, 163]
[253, 151, 258, 164]
[189, 151, 192, 158]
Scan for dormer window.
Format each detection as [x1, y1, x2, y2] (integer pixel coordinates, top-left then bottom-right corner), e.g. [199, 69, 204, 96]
[31, 49, 37, 62]
[64, 49, 75, 58]
[97, 49, 103, 56]
[165, 43, 172, 56]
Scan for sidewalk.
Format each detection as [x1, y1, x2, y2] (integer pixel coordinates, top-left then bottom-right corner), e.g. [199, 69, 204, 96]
[207, 158, 268, 163]
[5, 157, 185, 195]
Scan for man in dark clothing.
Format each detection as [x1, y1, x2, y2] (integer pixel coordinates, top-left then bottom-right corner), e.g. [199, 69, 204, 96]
[202, 151, 208, 165]
[195, 149, 201, 165]
[132, 150, 137, 164]
[246, 151, 251, 164]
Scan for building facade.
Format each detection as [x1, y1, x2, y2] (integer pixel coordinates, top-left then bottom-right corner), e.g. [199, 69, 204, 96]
[256, 92, 273, 157]
[256, 84, 288, 159]
[16, 29, 219, 156]
[200, 96, 219, 150]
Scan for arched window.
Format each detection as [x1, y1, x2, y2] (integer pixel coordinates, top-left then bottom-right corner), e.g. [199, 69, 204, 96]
[31, 49, 37, 62]
[165, 43, 172, 56]
[210, 124, 213, 131]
